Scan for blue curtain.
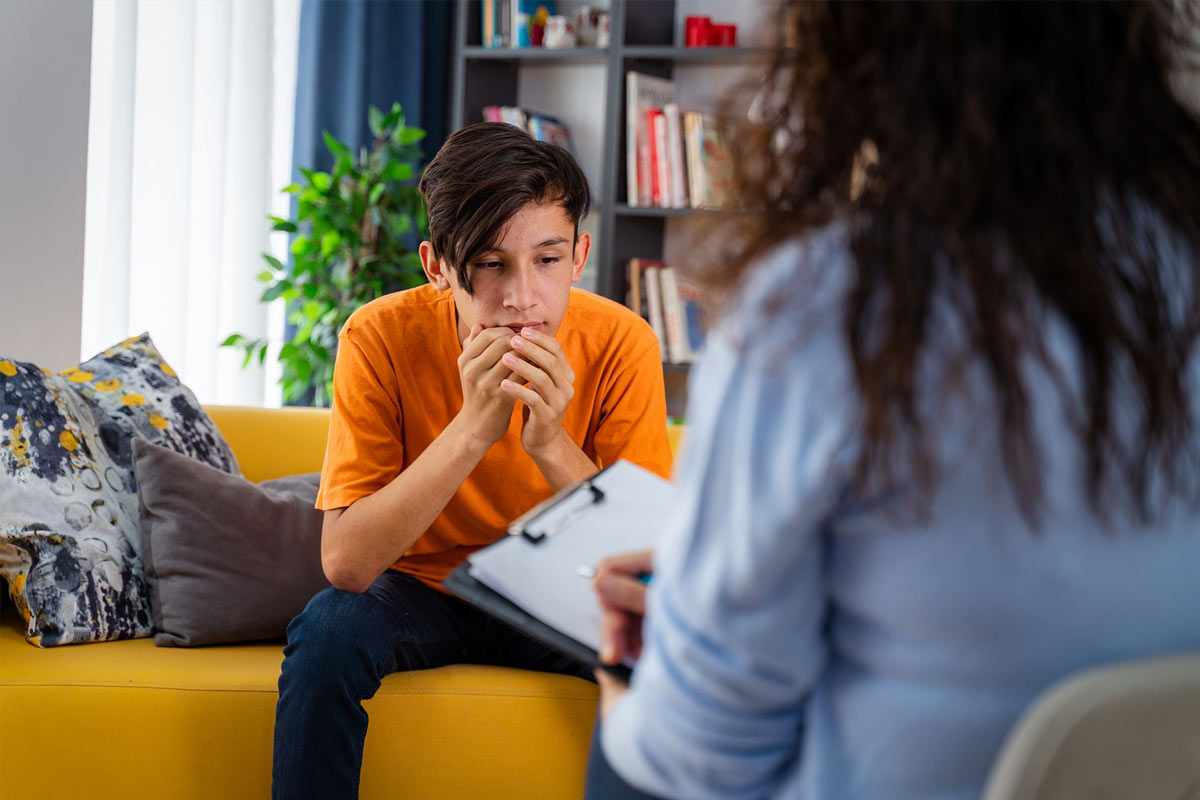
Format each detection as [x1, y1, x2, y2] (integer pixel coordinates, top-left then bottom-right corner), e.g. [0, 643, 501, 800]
[292, 0, 452, 178]
[285, 0, 451, 404]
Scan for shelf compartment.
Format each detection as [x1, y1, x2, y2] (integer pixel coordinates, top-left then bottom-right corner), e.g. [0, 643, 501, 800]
[621, 46, 764, 64]
[462, 46, 609, 64]
[613, 204, 727, 219]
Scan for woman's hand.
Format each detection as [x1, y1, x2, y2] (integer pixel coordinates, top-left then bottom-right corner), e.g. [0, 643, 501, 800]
[593, 548, 653, 666]
[595, 665, 630, 722]
[592, 548, 653, 721]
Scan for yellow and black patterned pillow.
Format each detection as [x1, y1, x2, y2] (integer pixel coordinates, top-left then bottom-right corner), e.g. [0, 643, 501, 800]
[0, 333, 240, 646]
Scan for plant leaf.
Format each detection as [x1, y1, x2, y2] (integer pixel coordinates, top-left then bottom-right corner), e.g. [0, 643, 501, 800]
[311, 172, 333, 192]
[398, 127, 425, 145]
[321, 230, 341, 257]
[323, 130, 350, 160]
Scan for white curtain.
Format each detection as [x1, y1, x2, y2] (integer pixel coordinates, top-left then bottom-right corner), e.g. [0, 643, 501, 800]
[83, 0, 300, 406]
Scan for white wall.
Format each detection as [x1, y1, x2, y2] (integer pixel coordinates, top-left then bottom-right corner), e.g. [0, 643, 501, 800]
[0, 1, 93, 371]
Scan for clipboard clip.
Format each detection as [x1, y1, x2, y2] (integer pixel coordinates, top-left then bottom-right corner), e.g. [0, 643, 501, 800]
[517, 478, 606, 544]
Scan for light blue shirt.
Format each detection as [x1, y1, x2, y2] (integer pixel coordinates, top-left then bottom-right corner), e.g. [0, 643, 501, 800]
[602, 229, 1200, 799]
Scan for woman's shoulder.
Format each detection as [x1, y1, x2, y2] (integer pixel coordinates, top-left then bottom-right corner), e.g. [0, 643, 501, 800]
[716, 223, 854, 368]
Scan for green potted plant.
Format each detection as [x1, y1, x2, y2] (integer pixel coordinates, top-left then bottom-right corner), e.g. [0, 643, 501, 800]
[224, 102, 428, 406]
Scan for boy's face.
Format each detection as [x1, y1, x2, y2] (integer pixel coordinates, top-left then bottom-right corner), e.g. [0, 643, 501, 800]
[420, 202, 590, 345]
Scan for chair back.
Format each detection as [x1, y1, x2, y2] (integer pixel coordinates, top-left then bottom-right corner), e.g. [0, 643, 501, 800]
[982, 653, 1200, 800]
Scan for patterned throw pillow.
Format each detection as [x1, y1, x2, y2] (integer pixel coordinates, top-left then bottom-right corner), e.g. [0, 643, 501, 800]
[0, 333, 240, 646]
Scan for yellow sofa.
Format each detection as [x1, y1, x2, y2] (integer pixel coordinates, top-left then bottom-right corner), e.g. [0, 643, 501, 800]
[1, 406, 684, 800]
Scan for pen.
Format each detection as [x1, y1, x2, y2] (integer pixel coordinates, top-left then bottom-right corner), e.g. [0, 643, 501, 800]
[576, 564, 653, 585]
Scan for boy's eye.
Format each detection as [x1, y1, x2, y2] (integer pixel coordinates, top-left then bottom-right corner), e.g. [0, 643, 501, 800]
[539, 256, 561, 265]
[475, 260, 503, 270]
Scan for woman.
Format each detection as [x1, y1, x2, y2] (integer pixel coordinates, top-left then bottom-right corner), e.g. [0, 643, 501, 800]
[587, 2, 1200, 798]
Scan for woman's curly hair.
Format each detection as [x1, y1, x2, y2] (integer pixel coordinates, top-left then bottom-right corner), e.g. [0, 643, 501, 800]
[714, 1, 1200, 521]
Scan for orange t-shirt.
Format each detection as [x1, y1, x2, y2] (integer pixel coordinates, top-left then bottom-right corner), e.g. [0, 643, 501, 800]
[316, 283, 673, 590]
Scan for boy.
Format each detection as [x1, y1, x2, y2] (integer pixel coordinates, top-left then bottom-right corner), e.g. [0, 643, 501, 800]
[271, 122, 673, 798]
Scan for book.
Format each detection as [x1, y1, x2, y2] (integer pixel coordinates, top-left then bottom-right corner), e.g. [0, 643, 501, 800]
[663, 103, 688, 209]
[676, 273, 708, 359]
[684, 111, 704, 208]
[684, 112, 735, 210]
[526, 112, 574, 156]
[445, 460, 677, 680]
[649, 108, 668, 208]
[625, 72, 677, 207]
[658, 266, 689, 363]
[497, 0, 512, 47]
[480, 105, 529, 128]
[654, 266, 709, 364]
[626, 257, 666, 324]
[643, 263, 668, 361]
[482, 0, 497, 47]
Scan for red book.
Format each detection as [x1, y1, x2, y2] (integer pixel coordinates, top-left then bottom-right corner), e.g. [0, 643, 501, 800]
[646, 108, 664, 208]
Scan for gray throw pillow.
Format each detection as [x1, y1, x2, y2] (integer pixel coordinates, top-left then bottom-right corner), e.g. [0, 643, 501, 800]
[133, 439, 329, 646]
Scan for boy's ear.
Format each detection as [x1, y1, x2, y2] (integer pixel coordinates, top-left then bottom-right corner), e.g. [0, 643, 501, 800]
[571, 231, 591, 284]
[420, 241, 452, 291]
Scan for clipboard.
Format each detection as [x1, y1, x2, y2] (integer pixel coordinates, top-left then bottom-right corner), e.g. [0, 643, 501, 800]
[444, 561, 632, 681]
[443, 460, 676, 683]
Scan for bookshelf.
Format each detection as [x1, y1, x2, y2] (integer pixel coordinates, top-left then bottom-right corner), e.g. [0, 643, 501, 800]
[450, 0, 766, 416]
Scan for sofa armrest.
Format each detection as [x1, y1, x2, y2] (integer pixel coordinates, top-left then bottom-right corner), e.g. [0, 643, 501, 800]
[205, 405, 331, 483]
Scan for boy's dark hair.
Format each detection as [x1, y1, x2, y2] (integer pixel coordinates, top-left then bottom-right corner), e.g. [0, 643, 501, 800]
[418, 122, 590, 295]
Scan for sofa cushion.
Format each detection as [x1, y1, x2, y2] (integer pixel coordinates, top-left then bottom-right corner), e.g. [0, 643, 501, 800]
[134, 439, 328, 646]
[0, 604, 599, 799]
[0, 333, 237, 646]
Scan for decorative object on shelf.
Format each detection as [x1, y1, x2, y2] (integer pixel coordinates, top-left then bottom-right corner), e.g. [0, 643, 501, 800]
[685, 15, 737, 47]
[573, 5, 606, 47]
[684, 15, 711, 47]
[223, 102, 428, 406]
[543, 14, 576, 49]
[709, 24, 737, 47]
[595, 12, 611, 48]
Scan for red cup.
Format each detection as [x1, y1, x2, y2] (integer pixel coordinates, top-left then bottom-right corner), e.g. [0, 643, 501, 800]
[684, 15, 711, 47]
[709, 23, 737, 47]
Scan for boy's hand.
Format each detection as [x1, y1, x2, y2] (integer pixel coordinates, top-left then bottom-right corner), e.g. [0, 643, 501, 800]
[457, 324, 518, 444]
[499, 326, 576, 457]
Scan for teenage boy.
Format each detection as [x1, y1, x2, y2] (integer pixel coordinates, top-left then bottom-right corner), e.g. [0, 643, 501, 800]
[271, 122, 673, 798]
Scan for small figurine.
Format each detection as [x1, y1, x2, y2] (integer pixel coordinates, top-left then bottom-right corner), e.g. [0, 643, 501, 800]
[543, 15, 576, 49]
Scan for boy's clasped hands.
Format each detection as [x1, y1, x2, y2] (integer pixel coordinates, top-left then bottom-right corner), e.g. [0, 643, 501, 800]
[457, 322, 577, 456]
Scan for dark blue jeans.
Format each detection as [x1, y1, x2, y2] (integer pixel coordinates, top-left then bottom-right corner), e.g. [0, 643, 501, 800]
[584, 720, 667, 799]
[271, 570, 589, 799]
